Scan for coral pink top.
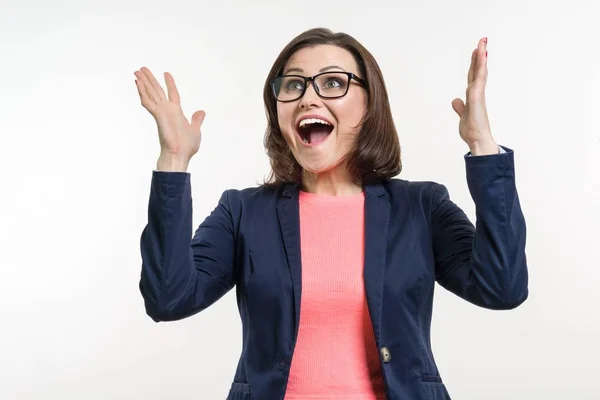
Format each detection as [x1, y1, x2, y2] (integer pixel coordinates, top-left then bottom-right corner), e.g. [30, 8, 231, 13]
[284, 190, 386, 400]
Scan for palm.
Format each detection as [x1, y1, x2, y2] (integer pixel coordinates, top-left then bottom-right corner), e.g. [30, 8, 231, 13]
[154, 101, 201, 156]
[134, 67, 205, 158]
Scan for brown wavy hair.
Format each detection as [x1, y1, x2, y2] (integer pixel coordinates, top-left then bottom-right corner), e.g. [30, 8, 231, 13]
[262, 28, 402, 187]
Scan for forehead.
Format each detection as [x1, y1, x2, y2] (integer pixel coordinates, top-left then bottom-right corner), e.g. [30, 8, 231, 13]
[283, 44, 358, 75]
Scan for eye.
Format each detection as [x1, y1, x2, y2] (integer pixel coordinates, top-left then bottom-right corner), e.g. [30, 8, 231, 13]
[323, 78, 343, 89]
[284, 79, 304, 92]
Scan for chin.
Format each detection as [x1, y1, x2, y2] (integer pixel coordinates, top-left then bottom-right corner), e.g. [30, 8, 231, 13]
[298, 157, 344, 175]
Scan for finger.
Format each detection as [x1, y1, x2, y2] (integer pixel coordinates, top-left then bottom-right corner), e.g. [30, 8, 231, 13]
[165, 72, 180, 103]
[140, 67, 167, 102]
[475, 38, 488, 84]
[467, 49, 477, 84]
[134, 76, 158, 112]
[135, 69, 162, 104]
[451, 98, 465, 117]
[191, 110, 206, 131]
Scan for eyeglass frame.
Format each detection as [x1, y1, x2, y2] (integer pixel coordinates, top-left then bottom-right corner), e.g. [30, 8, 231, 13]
[270, 71, 367, 103]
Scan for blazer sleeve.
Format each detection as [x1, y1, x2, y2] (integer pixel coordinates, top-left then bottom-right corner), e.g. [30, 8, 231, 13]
[139, 171, 237, 322]
[430, 146, 529, 310]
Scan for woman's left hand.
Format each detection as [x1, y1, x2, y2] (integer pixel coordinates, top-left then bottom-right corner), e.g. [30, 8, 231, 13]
[451, 37, 499, 156]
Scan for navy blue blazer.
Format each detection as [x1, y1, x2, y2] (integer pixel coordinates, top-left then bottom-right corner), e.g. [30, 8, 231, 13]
[139, 146, 528, 400]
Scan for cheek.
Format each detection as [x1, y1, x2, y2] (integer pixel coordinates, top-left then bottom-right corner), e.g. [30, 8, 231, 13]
[276, 105, 296, 145]
[277, 104, 294, 131]
[334, 100, 366, 134]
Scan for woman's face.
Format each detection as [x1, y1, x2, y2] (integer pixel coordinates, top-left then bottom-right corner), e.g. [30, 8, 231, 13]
[276, 45, 367, 175]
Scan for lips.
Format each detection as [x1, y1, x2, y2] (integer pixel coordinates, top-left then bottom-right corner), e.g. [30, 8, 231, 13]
[295, 114, 334, 130]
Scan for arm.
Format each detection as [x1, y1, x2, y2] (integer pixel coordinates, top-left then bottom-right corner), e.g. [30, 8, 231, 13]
[139, 171, 236, 322]
[431, 147, 528, 310]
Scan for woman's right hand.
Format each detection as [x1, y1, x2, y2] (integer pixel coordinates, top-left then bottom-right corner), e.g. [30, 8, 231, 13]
[134, 67, 205, 171]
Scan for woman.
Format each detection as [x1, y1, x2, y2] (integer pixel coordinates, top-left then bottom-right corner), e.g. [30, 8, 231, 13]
[135, 28, 528, 400]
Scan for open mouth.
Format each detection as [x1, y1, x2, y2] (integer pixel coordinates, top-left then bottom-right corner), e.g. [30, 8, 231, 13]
[296, 117, 334, 145]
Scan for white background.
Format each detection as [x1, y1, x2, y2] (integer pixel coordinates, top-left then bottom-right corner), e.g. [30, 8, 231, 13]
[1, 0, 599, 398]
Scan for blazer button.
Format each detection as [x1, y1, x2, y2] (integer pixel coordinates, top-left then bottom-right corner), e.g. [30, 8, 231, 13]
[381, 347, 391, 363]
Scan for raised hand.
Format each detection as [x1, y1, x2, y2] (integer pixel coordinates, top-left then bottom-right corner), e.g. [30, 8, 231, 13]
[134, 67, 206, 171]
[451, 38, 498, 156]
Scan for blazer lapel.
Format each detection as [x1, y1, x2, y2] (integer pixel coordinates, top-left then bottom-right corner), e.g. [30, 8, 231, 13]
[277, 183, 302, 340]
[275, 181, 391, 345]
[363, 182, 390, 341]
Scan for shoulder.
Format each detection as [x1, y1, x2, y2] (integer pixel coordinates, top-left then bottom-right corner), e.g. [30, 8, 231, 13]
[221, 184, 281, 200]
[379, 178, 450, 203]
[216, 184, 284, 212]
[379, 179, 461, 231]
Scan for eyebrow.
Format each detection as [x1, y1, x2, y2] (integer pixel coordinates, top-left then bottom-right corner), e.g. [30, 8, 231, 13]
[283, 65, 347, 75]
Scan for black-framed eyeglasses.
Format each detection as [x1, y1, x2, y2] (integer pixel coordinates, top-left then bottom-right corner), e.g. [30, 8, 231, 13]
[271, 71, 366, 102]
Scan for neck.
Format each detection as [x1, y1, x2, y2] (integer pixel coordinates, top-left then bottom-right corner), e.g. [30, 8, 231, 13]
[301, 165, 362, 196]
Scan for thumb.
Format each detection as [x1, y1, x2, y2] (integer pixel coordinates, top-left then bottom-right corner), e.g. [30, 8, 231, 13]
[451, 98, 465, 117]
[191, 110, 206, 131]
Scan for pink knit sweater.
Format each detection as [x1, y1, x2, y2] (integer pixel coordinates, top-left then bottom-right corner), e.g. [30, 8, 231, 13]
[284, 191, 386, 399]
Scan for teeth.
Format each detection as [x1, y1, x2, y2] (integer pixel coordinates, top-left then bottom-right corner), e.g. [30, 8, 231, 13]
[302, 137, 309, 144]
[299, 118, 332, 128]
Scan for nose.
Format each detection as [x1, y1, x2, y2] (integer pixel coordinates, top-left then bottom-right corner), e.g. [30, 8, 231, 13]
[299, 81, 321, 109]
